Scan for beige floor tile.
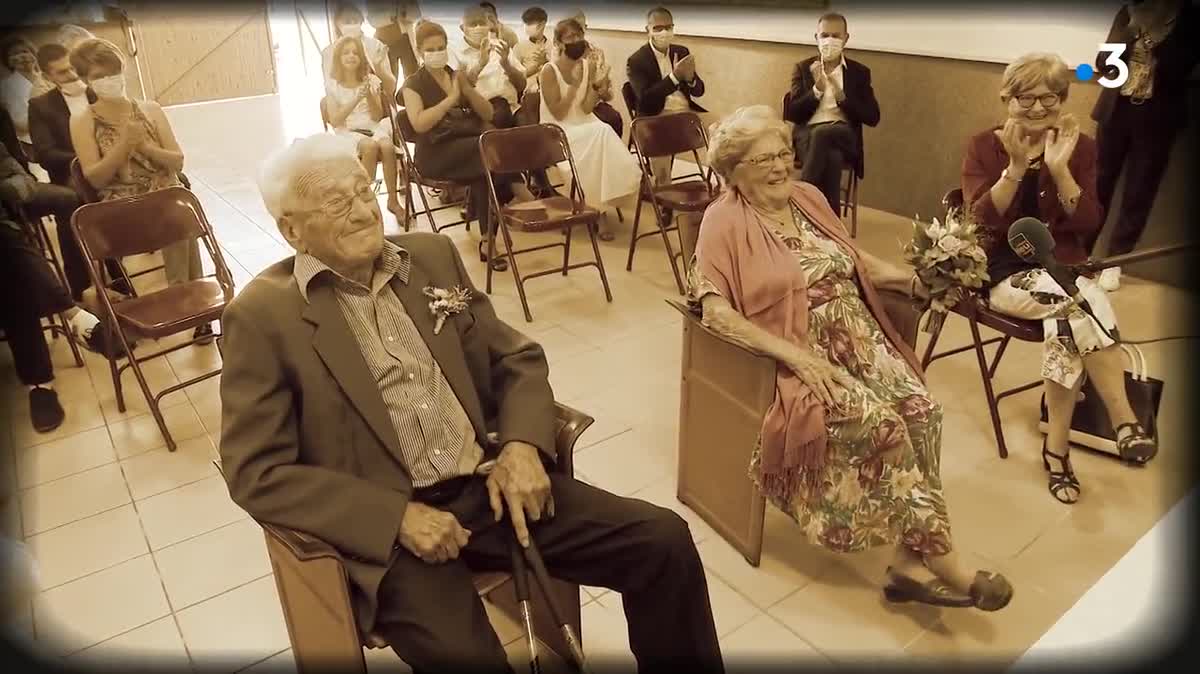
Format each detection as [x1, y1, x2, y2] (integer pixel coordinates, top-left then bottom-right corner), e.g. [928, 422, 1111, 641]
[721, 613, 831, 666]
[483, 598, 526, 646]
[136, 475, 247, 550]
[10, 394, 106, 451]
[107, 403, 207, 460]
[20, 463, 131, 536]
[701, 567, 762, 638]
[1003, 514, 1135, 601]
[175, 576, 290, 671]
[25, 505, 148, 590]
[362, 643, 413, 673]
[121, 435, 218, 501]
[578, 599, 635, 668]
[572, 430, 672, 497]
[33, 555, 171, 656]
[628, 475, 720, 546]
[15, 427, 116, 489]
[504, 636, 572, 673]
[154, 519, 271, 610]
[242, 649, 298, 673]
[69, 616, 190, 669]
[2, 496, 20, 540]
[95, 358, 190, 423]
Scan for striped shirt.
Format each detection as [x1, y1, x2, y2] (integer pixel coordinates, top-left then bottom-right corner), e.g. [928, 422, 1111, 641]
[294, 242, 482, 488]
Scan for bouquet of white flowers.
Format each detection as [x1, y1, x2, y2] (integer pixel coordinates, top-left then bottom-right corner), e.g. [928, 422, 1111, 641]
[902, 211, 990, 334]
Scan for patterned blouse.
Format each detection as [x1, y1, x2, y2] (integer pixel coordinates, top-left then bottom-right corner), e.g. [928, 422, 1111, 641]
[91, 104, 180, 202]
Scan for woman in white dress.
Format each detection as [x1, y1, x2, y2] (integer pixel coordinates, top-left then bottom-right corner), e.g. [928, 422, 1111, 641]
[539, 18, 640, 240]
[326, 36, 403, 217]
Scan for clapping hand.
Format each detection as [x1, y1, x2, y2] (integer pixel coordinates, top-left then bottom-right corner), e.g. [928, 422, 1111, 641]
[810, 60, 828, 93]
[122, 119, 148, 148]
[486, 441, 553, 549]
[673, 53, 696, 82]
[996, 119, 1043, 170]
[1044, 113, 1080, 172]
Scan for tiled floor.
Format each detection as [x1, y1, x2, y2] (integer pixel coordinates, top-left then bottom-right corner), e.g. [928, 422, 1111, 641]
[2, 93, 1195, 672]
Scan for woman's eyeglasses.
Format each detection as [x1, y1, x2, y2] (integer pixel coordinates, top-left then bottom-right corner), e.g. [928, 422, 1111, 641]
[1013, 93, 1061, 109]
[742, 148, 795, 168]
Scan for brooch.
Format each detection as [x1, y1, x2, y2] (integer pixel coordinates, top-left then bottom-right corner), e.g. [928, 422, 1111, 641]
[423, 285, 472, 335]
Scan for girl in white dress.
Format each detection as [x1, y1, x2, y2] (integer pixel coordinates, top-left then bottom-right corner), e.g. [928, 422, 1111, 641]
[539, 18, 640, 240]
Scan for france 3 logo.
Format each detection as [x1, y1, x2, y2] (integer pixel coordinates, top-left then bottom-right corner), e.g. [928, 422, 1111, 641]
[1074, 44, 1130, 89]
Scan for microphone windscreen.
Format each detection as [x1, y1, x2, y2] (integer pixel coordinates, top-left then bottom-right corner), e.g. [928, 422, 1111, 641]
[1007, 217, 1054, 262]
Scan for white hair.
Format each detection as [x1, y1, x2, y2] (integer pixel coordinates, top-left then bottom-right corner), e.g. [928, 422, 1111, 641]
[258, 132, 359, 220]
[706, 105, 792, 180]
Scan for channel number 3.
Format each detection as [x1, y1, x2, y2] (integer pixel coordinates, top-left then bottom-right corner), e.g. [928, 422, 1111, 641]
[1097, 43, 1130, 89]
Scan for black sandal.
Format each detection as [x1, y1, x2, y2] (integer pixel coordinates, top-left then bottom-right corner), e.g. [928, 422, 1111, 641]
[479, 240, 507, 272]
[882, 567, 973, 607]
[969, 570, 1013, 612]
[1115, 422, 1157, 465]
[1042, 441, 1081, 504]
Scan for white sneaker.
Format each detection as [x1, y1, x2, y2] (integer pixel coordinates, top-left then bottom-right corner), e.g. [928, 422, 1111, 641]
[1098, 266, 1121, 292]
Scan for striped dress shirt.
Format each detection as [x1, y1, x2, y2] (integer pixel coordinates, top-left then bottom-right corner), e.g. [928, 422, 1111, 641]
[294, 242, 482, 488]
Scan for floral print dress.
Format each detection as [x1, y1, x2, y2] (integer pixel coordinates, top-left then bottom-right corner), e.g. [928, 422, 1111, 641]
[690, 204, 954, 556]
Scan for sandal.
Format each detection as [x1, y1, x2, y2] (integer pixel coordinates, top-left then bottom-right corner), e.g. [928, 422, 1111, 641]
[1042, 441, 1081, 505]
[969, 570, 1013, 611]
[1114, 422, 1157, 465]
[479, 240, 507, 272]
[882, 567, 973, 607]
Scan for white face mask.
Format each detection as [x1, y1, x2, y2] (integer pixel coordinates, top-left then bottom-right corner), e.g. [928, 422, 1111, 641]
[90, 74, 126, 99]
[817, 36, 845, 62]
[650, 28, 673, 50]
[423, 50, 448, 69]
[340, 23, 363, 38]
[59, 79, 87, 97]
[466, 25, 489, 44]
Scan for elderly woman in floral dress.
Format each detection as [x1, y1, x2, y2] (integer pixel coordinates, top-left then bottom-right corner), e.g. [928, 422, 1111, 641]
[690, 105, 1011, 611]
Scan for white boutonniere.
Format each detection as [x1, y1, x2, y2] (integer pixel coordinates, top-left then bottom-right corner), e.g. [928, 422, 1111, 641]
[423, 285, 472, 334]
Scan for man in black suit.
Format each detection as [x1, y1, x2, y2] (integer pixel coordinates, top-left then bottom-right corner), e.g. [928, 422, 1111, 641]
[626, 6, 706, 185]
[784, 12, 880, 213]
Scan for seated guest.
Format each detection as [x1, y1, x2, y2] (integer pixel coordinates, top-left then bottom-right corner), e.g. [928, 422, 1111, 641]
[222, 132, 725, 672]
[479, 1, 520, 48]
[783, 12, 879, 214]
[68, 38, 213, 344]
[567, 9, 623, 138]
[1, 36, 55, 157]
[401, 21, 514, 271]
[692, 105, 1012, 611]
[323, 1, 398, 96]
[367, 0, 422, 81]
[626, 6, 706, 185]
[963, 53, 1156, 503]
[540, 18, 640, 240]
[451, 5, 526, 130]
[326, 36, 403, 217]
[512, 5, 550, 125]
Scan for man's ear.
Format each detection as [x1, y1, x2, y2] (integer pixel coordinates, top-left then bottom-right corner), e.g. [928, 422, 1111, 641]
[277, 215, 305, 252]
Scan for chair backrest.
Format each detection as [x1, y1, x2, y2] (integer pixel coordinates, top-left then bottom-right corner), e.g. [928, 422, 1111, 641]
[69, 158, 101, 204]
[71, 186, 210, 260]
[943, 187, 965, 218]
[631, 112, 708, 159]
[621, 81, 638, 120]
[479, 124, 570, 175]
[392, 106, 418, 145]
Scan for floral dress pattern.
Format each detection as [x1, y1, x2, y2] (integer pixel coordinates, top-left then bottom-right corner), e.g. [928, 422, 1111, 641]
[92, 104, 181, 202]
[689, 204, 953, 556]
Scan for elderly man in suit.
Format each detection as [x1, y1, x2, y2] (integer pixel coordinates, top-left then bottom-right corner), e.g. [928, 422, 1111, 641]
[219, 133, 724, 674]
[784, 12, 880, 213]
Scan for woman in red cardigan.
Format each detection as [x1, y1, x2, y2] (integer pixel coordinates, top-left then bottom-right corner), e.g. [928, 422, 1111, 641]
[962, 53, 1155, 505]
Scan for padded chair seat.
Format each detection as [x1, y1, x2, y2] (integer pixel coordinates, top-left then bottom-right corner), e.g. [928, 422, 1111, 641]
[111, 278, 227, 339]
[501, 196, 600, 232]
[651, 180, 716, 212]
[952, 295, 1044, 341]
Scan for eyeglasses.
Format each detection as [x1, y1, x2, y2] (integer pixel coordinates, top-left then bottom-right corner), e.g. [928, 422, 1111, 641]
[742, 149, 795, 168]
[301, 182, 376, 221]
[1013, 93, 1061, 109]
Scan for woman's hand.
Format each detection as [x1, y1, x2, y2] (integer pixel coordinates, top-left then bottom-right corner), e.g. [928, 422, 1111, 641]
[445, 75, 463, 106]
[996, 119, 1041, 171]
[121, 119, 148, 149]
[782, 349, 856, 408]
[1044, 113, 1080, 173]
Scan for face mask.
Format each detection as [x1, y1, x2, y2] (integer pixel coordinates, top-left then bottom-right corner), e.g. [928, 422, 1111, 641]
[90, 74, 126, 99]
[59, 79, 87, 97]
[564, 41, 587, 60]
[817, 36, 845, 62]
[650, 28, 673, 49]
[423, 50, 448, 69]
[466, 26, 489, 44]
[340, 23, 363, 38]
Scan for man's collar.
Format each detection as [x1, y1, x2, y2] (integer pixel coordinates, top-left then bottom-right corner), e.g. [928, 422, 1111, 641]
[649, 38, 669, 57]
[294, 240, 410, 302]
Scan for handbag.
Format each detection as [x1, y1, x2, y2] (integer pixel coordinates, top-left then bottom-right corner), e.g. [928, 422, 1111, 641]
[427, 106, 483, 145]
[1038, 344, 1163, 459]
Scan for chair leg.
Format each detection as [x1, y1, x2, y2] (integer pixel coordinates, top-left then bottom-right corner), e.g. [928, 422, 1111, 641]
[416, 183, 438, 232]
[110, 343, 126, 413]
[500, 219, 533, 322]
[55, 312, 84, 367]
[655, 208, 685, 295]
[587, 221, 614, 304]
[485, 223, 496, 295]
[615, 207, 624, 224]
[625, 191, 645, 271]
[920, 314, 945, 369]
[122, 344, 176, 451]
[562, 226, 572, 276]
[968, 317, 1009, 459]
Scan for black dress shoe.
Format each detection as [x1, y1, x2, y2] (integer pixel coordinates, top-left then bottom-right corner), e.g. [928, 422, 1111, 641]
[82, 326, 132, 359]
[30, 386, 65, 433]
[193, 323, 215, 345]
[883, 568, 973, 607]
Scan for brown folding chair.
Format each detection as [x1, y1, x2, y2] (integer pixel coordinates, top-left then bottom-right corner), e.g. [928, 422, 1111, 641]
[69, 158, 165, 293]
[628, 112, 719, 294]
[479, 124, 614, 322]
[392, 90, 473, 234]
[620, 81, 638, 151]
[71, 186, 235, 451]
[918, 188, 1042, 458]
[256, 402, 592, 673]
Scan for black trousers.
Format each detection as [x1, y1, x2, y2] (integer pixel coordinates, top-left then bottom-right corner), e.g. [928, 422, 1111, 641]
[794, 121, 857, 213]
[373, 474, 724, 674]
[1092, 96, 1181, 256]
[20, 183, 123, 301]
[374, 23, 420, 81]
[1, 222, 64, 386]
[0, 309, 53, 386]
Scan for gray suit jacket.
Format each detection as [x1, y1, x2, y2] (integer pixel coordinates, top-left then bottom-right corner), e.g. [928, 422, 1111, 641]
[218, 231, 555, 630]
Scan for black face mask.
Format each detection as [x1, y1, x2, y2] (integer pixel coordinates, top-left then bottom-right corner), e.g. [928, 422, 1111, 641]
[564, 41, 587, 60]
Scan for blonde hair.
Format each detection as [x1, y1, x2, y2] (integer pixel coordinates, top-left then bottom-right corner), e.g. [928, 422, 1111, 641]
[706, 105, 792, 181]
[258, 133, 360, 221]
[69, 38, 125, 78]
[1000, 52, 1072, 102]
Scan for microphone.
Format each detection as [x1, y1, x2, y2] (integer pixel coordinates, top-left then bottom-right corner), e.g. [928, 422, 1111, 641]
[1007, 217, 1088, 304]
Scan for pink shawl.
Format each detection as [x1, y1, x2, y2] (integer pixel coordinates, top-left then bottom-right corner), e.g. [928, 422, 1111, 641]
[694, 182, 925, 504]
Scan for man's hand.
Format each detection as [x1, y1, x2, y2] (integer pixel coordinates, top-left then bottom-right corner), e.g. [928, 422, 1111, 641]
[672, 53, 696, 82]
[810, 60, 828, 93]
[486, 441, 552, 548]
[398, 501, 472, 563]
